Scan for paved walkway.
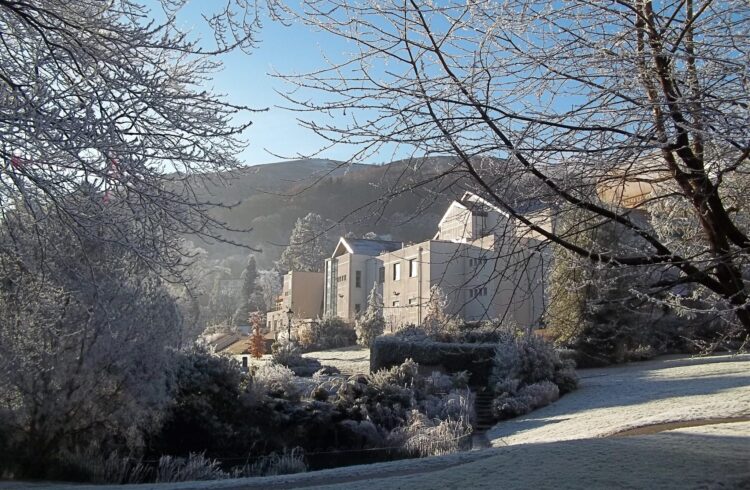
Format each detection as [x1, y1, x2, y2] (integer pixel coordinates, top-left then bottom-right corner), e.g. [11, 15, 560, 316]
[487, 353, 750, 445]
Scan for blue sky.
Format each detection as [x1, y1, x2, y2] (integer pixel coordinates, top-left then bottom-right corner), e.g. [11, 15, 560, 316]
[170, 2, 362, 166]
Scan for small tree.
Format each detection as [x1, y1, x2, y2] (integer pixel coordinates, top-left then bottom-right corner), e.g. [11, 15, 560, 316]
[234, 255, 264, 324]
[207, 275, 240, 328]
[356, 285, 386, 347]
[250, 313, 265, 359]
[257, 269, 283, 312]
[422, 286, 460, 339]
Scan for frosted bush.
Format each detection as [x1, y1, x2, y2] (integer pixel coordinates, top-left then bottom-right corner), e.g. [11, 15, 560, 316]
[425, 371, 454, 394]
[249, 363, 298, 400]
[338, 420, 385, 447]
[490, 334, 576, 420]
[519, 381, 560, 409]
[451, 370, 471, 389]
[493, 377, 520, 396]
[421, 389, 475, 424]
[236, 447, 307, 477]
[423, 370, 472, 394]
[518, 335, 558, 384]
[367, 358, 419, 392]
[312, 376, 347, 400]
[492, 381, 560, 420]
[492, 339, 522, 381]
[553, 360, 579, 395]
[155, 453, 227, 483]
[270, 341, 321, 377]
[492, 393, 531, 418]
[392, 324, 430, 341]
[56, 449, 150, 484]
[272, 340, 302, 366]
[492, 334, 577, 390]
[300, 317, 357, 351]
[396, 411, 472, 457]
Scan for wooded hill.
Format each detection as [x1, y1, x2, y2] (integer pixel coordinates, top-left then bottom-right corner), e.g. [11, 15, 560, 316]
[189, 157, 469, 270]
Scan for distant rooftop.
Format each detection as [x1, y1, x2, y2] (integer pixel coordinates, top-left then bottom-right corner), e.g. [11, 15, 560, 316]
[332, 237, 403, 257]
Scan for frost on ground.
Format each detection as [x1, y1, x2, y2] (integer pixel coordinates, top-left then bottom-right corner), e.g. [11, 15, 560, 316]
[487, 353, 750, 445]
[7, 354, 748, 490]
[302, 346, 370, 375]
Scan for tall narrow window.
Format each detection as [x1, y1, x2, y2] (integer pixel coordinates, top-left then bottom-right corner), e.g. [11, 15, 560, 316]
[355, 270, 362, 288]
[355, 304, 361, 314]
[378, 266, 385, 283]
[409, 259, 418, 277]
[393, 262, 401, 281]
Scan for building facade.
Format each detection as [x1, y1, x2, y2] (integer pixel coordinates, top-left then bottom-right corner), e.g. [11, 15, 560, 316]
[323, 238, 402, 322]
[266, 270, 324, 335]
[381, 192, 549, 329]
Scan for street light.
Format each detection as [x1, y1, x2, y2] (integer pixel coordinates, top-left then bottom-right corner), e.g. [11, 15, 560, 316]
[286, 308, 294, 342]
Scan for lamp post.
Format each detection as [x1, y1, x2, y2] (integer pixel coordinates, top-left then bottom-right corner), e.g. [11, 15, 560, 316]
[285, 308, 294, 343]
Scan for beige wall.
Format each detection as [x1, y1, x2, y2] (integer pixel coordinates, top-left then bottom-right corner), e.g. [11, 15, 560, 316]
[325, 253, 380, 322]
[287, 271, 324, 319]
[381, 237, 547, 330]
[435, 195, 509, 243]
[267, 271, 324, 335]
[381, 242, 430, 328]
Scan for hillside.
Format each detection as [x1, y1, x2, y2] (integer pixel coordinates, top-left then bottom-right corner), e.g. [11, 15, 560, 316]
[189, 156, 467, 270]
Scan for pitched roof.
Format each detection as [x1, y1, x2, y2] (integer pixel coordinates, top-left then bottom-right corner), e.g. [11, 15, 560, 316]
[222, 337, 252, 355]
[332, 237, 402, 257]
[209, 333, 241, 352]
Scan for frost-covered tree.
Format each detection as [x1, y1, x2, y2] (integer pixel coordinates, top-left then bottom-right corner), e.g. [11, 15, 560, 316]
[545, 204, 659, 363]
[278, 213, 333, 273]
[206, 274, 240, 329]
[422, 286, 460, 339]
[0, 193, 181, 471]
[0, 1, 267, 278]
[356, 285, 385, 347]
[273, 0, 750, 341]
[233, 255, 264, 324]
[257, 269, 283, 312]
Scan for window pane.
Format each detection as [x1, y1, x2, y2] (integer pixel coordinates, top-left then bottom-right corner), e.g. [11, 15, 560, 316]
[409, 259, 418, 277]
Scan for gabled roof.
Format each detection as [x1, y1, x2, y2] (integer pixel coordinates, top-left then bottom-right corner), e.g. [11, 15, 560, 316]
[434, 192, 510, 240]
[331, 237, 402, 258]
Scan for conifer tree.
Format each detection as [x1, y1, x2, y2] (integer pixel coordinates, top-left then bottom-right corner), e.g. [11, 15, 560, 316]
[278, 213, 333, 273]
[356, 285, 385, 347]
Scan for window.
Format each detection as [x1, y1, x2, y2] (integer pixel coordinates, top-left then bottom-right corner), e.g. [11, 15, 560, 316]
[393, 262, 401, 281]
[355, 270, 362, 288]
[408, 298, 417, 305]
[378, 266, 385, 283]
[242, 357, 248, 368]
[355, 304, 361, 313]
[409, 259, 418, 277]
[392, 300, 400, 307]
